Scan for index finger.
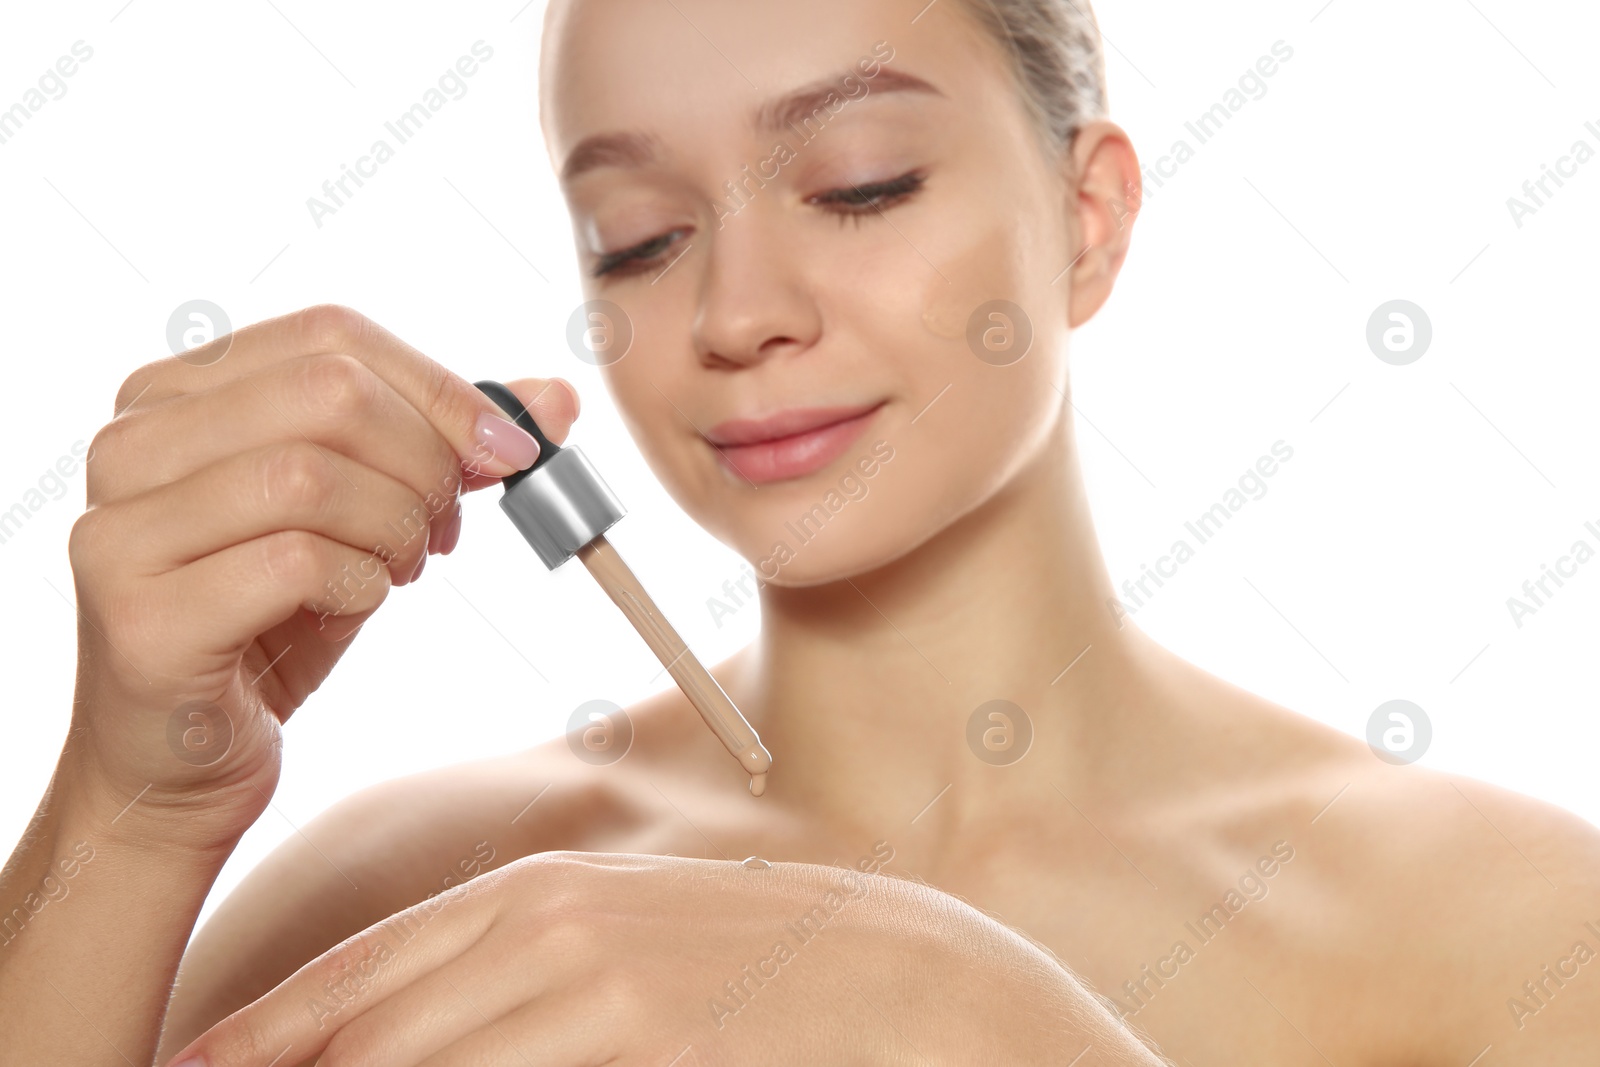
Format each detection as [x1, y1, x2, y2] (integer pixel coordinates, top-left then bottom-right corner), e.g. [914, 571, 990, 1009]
[120, 304, 558, 480]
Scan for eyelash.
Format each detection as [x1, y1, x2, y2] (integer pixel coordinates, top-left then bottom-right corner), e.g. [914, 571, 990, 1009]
[591, 230, 686, 278]
[810, 169, 928, 220]
[590, 169, 929, 278]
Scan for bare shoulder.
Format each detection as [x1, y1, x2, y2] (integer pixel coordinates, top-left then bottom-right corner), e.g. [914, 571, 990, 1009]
[1322, 760, 1600, 1062]
[1138, 653, 1600, 1063]
[1214, 697, 1600, 1063]
[159, 691, 693, 1057]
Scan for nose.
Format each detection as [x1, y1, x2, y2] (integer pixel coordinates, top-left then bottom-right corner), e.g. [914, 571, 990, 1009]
[690, 210, 822, 369]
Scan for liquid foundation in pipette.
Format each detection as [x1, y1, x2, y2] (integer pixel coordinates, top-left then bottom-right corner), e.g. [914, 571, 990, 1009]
[473, 379, 772, 796]
[576, 537, 770, 795]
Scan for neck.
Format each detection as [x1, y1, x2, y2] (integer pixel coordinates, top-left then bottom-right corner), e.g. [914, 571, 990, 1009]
[729, 403, 1166, 835]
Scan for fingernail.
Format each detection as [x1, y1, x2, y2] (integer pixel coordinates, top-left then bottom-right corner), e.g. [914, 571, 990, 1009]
[439, 500, 463, 555]
[473, 410, 540, 474]
[411, 551, 427, 582]
[169, 1058, 206, 1067]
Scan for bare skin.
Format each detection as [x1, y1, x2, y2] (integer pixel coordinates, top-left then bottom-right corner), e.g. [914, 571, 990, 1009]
[4, 0, 1597, 1064]
[158, 462, 1600, 1066]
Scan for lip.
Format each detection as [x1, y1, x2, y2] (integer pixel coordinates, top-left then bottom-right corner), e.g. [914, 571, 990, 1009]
[706, 401, 886, 485]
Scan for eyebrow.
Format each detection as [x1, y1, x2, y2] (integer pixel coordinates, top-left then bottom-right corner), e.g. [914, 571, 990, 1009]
[559, 65, 943, 183]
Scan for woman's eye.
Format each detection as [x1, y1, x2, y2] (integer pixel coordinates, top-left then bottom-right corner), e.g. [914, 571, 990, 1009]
[592, 228, 689, 278]
[809, 170, 927, 218]
[590, 172, 926, 278]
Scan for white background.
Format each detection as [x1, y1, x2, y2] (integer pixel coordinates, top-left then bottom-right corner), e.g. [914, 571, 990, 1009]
[0, 0, 1595, 929]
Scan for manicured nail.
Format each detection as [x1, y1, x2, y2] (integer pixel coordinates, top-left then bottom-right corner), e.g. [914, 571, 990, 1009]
[169, 1058, 206, 1067]
[473, 410, 540, 474]
[439, 500, 463, 555]
[411, 551, 427, 582]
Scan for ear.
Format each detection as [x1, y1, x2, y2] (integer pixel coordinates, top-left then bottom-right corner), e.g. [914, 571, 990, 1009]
[1063, 121, 1141, 328]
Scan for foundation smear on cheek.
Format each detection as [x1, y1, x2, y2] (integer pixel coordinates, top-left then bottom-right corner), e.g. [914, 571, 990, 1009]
[919, 221, 1033, 340]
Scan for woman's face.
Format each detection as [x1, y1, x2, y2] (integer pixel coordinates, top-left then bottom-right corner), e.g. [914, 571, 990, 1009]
[541, 0, 1088, 586]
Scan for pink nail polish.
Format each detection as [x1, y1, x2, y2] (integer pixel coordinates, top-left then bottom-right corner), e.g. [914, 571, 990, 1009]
[474, 410, 540, 473]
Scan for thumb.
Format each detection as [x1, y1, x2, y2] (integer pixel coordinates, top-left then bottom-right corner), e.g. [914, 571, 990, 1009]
[503, 376, 581, 446]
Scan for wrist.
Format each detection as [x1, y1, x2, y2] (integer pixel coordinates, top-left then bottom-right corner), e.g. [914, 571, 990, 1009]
[50, 745, 263, 866]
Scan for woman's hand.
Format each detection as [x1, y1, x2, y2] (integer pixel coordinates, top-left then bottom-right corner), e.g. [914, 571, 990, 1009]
[63, 304, 579, 850]
[168, 851, 1164, 1067]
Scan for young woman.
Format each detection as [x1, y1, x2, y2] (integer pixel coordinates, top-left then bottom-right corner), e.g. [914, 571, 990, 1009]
[4, 0, 1597, 1064]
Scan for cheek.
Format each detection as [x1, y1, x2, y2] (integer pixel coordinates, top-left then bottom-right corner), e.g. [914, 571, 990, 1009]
[910, 210, 1064, 473]
[600, 363, 707, 498]
[919, 214, 1040, 342]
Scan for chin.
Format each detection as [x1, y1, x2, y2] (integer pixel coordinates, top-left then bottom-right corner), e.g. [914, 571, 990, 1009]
[730, 504, 916, 588]
[720, 410, 1061, 588]
[703, 465, 962, 589]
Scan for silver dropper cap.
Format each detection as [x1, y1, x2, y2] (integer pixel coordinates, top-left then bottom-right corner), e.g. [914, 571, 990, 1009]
[498, 445, 626, 569]
[472, 379, 627, 570]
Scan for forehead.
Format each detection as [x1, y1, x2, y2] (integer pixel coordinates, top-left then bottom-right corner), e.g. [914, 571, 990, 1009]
[539, 0, 999, 169]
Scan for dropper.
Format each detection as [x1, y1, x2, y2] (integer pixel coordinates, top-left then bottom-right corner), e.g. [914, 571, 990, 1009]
[474, 380, 772, 796]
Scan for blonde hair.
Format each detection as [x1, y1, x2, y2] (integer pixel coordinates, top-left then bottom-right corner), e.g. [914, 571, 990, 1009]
[956, 0, 1109, 157]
